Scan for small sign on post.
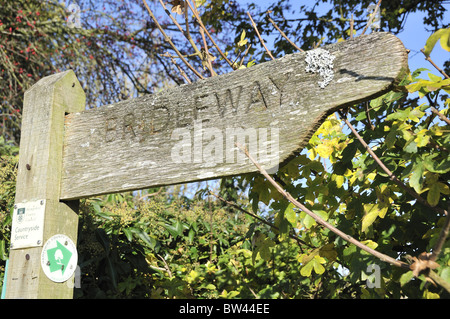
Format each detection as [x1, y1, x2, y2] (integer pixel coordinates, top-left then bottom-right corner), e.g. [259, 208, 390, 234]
[11, 200, 46, 250]
[41, 234, 78, 284]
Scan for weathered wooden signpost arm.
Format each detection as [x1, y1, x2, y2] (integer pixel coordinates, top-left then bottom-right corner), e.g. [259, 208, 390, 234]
[5, 71, 85, 298]
[61, 32, 408, 200]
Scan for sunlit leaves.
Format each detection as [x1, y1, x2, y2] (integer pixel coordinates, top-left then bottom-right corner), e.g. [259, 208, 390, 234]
[284, 203, 297, 227]
[300, 255, 326, 276]
[423, 28, 450, 57]
[405, 73, 450, 98]
[237, 30, 248, 47]
[361, 202, 388, 232]
[308, 114, 347, 163]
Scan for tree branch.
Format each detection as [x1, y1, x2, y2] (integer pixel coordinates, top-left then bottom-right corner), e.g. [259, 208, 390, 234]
[266, 12, 304, 53]
[420, 49, 450, 79]
[361, 0, 382, 35]
[186, 0, 235, 69]
[209, 191, 310, 249]
[247, 12, 275, 60]
[235, 143, 410, 270]
[337, 110, 448, 217]
[142, 0, 204, 80]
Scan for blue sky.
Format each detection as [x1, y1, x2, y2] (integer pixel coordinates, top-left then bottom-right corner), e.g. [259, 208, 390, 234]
[238, 0, 449, 78]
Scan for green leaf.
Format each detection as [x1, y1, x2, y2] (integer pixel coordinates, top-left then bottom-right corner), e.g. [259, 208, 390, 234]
[437, 182, 450, 195]
[319, 243, 338, 262]
[427, 183, 441, 207]
[0, 240, 6, 261]
[440, 267, 450, 283]
[302, 213, 316, 228]
[439, 28, 450, 52]
[414, 129, 430, 147]
[400, 270, 414, 286]
[335, 175, 345, 188]
[362, 203, 388, 232]
[284, 203, 297, 227]
[123, 228, 133, 242]
[95, 228, 111, 254]
[300, 255, 326, 277]
[300, 259, 314, 277]
[132, 228, 158, 250]
[424, 28, 450, 57]
[164, 220, 184, 239]
[423, 154, 450, 174]
[106, 256, 118, 289]
[252, 233, 275, 263]
[403, 138, 418, 153]
[411, 68, 430, 80]
[409, 161, 424, 193]
[313, 210, 328, 221]
[428, 72, 442, 82]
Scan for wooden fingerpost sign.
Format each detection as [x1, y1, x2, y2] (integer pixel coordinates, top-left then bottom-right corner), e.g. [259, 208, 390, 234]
[5, 71, 85, 298]
[4, 32, 408, 298]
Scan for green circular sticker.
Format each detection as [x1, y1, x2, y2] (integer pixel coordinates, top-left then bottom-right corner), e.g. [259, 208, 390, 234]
[41, 234, 78, 283]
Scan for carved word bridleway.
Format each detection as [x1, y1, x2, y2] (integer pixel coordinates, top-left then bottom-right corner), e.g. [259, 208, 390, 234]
[61, 32, 408, 200]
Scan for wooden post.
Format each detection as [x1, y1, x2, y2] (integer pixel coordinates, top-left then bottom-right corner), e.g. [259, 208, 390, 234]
[5, 70, 85, 299]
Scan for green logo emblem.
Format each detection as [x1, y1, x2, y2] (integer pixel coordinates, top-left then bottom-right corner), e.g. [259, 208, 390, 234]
[47, 240, 72, 275]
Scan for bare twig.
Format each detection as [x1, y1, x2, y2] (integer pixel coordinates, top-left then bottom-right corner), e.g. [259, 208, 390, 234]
[364, 101, 375, 130]
[428, 269, 450, 293]
[158, 0, 203, 60]
[139, 187, 166, 200]
[142, 0, 204, 80]
[361, 0, 382, 35]
[420, 49, 450, 79]
[209, 191, 310, 249]
[156, 253, 173, 278]
[186, 0, 235, 69]
[200, 28, 216, 76]
[313, 38, 322, 49]
[431, 106, 450, 125]
[425, 94, 450, 126]
[168, 54, 192, 84]
[267, 13, 304, 52]
[247, 11, 275, 60]
[350, 14, 354, 39]
[238, 44, 252, 68]
[235, 143, 410, 270]
[337, 110, 448, 217]
[430, 206, 450, 262]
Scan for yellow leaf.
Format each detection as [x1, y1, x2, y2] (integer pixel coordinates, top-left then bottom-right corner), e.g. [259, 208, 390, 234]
[335, 175, 345, 188]
[428, 72, 442, 82]
[362, 203, 388, 232]
[439, 28, 450, 52]
[424, 290, 440, 299]
[424, 28, 450, 57]
[414, 129, 431, 147]
[360, 240, 378, 250]
[238, 30, 248, 47]
[438, 182, 450, 195]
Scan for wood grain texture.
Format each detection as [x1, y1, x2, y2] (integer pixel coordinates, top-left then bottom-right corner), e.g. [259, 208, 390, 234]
[5, 70, 85, 299]
[61, 32, 408, 200]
